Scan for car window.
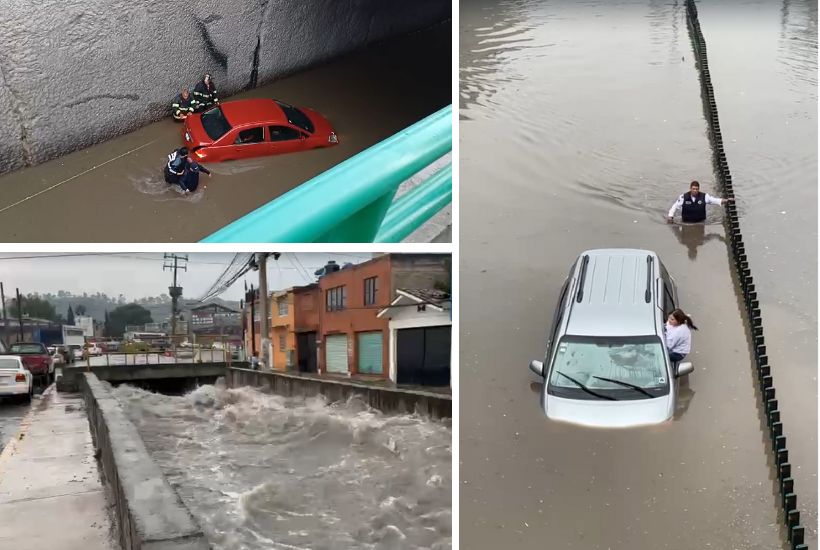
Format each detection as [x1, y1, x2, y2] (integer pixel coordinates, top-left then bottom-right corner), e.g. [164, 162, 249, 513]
[200, 107, 232, 141]
[548, 278, 570, 355]
[268, 126, 303, 142]
[275, 100, 314, 134]
[235, 127, 264, 144]
[10, 343, 46, 353]
[549, 336, 670, 399]
[0, 357, 20, 369]
[663, 282, 675, 317]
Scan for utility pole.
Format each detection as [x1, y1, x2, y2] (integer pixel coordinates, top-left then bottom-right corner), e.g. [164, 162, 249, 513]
[15, 288, 23, 342]
[163, 254, 188, 345]
[0, 283, 6, 346]
[257, 253, 270, 369]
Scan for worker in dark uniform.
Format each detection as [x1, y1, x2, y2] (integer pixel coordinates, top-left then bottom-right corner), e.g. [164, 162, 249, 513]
[667, 180, 732, 223]
[179, 158, 211, 193]
[192, 73, 219, 112]
[164, 147, 188, 184]
[171, 89, 195, 120]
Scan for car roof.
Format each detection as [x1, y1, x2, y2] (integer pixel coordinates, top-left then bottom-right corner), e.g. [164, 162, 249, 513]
[565, 248, 660, 337]
[219, 99, 287, 127]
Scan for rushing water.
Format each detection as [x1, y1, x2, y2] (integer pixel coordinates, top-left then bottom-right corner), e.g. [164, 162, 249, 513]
[460, 0, 816, 548]
[112, 382, 452, 550]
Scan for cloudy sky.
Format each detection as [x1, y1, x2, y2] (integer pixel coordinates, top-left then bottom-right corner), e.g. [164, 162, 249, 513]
[0, 253, 374, 302]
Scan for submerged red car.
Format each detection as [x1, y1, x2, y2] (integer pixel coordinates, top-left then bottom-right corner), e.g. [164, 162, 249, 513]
[183, 98, 338, 162]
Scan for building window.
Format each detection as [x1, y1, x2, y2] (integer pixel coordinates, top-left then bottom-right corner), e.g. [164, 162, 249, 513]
[364, 276, 378, 306]
[326, 285, 347, 311]
[278, 299, 288, 316]
[279, 335, 286, 351]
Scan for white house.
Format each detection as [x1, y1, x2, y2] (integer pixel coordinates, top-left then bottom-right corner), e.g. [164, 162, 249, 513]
[74, 315, 95, 337]
[377, 289, 451, 386]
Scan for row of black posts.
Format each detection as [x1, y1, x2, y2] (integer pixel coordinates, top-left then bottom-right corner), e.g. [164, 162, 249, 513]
[683, 1, 807, 548]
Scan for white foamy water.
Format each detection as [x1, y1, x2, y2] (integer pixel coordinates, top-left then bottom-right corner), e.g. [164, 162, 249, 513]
[112, 381, 452, 550]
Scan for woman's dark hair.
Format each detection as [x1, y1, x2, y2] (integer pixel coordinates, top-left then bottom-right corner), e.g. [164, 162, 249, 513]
[671, 308, 698, 330]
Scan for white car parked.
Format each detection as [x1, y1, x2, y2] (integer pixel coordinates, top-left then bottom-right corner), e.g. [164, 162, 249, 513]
[0, 356, 34, 403]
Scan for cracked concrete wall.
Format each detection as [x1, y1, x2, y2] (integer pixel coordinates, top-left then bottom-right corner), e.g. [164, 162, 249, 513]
[0, 0, 449, 174]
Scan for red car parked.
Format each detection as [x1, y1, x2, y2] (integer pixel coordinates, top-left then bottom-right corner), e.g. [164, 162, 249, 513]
[183, 98, 339, 162]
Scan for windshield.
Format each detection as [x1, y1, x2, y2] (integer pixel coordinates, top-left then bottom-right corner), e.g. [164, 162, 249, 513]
[548, 336, 669, 400]
[200, 107, 232, 141]
[9, 343, 46, 354]
[275, 100, 314, 134]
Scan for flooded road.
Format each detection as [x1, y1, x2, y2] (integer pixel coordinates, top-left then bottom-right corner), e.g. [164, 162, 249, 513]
[0, 23, 450, 242]
[460, 0, 815, 548]
[113, 382, 451, 549]
[0, 399, 29, 450]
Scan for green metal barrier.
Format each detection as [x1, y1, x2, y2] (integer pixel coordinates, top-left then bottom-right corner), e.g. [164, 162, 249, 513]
[375, 164, 451, 243]
[201, 105, 452, 243]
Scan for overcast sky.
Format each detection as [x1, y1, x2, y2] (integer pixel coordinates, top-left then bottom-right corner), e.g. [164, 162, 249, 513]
[0, 253, 374, 302]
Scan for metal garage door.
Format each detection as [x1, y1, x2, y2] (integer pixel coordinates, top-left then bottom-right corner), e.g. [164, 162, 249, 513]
[325, 334, 348, 374]
[397, 325, 451, 386]
[357, 331, 383, 374]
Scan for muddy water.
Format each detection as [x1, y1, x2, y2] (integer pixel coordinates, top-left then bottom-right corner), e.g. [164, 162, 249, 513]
[695, 0, 818, 542]
[0, 23, 450, 242]
[461, 0, 812, 548]
[112, 382, 451, 550]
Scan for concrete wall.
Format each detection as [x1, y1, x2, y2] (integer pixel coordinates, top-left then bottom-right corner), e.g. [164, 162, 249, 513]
[80, 373, 210, 550]
[226, 367, 451, 418]
[0, 0, 449, 174]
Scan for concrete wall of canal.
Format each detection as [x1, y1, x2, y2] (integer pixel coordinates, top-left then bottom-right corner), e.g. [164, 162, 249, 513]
[80, 373, 210, 550]
[0, 0, 450, 174]
[226, 367, 452, 419]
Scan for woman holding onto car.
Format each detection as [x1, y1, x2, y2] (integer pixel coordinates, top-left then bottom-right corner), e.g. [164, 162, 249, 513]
[665, 308, 698, 363]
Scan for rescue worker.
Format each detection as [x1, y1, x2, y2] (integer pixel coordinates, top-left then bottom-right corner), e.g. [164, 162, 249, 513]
[667, 180, 732, 223]
[192, 73, 219, 111]
[164, 147, 188, 184]
[171, 89, 195, 120]
[179, 158, 211, 193]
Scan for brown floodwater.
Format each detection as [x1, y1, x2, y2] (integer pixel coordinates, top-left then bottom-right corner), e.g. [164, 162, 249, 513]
[460, 0, 816, 548]
[0, 23, 451, 242]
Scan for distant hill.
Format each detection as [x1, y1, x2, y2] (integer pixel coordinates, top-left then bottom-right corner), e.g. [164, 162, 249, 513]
[11, 292, 240, 324]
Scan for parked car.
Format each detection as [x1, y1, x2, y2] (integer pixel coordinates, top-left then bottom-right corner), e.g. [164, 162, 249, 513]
[86, 344, 103, 357]
[6, 342, 54, 385]
[183, 98, 338, 162]
[0, 355, 33, 402]
[49, 347, 66, 366]
[528, 249, 694, 428]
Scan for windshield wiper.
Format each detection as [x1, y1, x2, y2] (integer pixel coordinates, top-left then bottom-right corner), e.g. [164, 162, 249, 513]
[555, 371, 617, 401]
[591, 376, 654, 398]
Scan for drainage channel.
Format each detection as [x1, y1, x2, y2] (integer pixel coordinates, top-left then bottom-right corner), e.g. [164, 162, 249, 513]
[685, 1, 808, 548]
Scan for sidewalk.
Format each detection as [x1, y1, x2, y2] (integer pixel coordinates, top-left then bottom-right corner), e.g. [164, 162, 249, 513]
[0, 388, 116, 550]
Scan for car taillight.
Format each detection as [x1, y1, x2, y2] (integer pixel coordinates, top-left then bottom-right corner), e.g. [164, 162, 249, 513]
[195, 149, 205, 159]
[15, 373, 25, 382]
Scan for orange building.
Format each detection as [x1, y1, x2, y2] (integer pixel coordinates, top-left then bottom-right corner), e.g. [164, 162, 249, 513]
[293, 284, 321, 373]
[271, 290, 295, 371]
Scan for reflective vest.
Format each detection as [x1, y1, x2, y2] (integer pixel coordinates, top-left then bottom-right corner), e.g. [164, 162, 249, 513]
[681, 191, 707, 222]
[193, 80, 218, 105]
[172, 94, 194, 115]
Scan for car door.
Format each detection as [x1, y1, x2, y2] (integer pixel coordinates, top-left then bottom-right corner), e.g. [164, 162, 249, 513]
[228, 126, 268, 160]
[268, 125, 308, 156]
[546, 277, 570, 365]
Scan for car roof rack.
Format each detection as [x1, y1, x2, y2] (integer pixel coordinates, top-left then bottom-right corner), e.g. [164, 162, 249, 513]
[575, 255, 590, 303]
[645, 255, 653, 303]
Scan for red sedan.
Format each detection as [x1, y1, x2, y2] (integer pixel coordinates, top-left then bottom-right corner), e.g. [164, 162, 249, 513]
[183, 98, 339, 162]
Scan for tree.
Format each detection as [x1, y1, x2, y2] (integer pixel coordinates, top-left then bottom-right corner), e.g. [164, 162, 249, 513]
[67, 305, 75, 325]
[104, 310, 110, 338]
[75, 304, 87, 316]
[9, 294, 57, 321]
[107, 304, 153, 337]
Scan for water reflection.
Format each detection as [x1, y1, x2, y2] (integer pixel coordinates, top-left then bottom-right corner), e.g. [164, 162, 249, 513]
[669, 222, 726, 260]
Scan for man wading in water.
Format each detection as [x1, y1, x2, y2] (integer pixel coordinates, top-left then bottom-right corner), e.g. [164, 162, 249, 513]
[667, 180, 732, 223]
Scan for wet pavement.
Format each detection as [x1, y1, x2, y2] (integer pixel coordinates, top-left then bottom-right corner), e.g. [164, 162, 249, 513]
[0, 23, 451, 242]
[113, 382, 452, 549]
[0, 399, 29, 450]
[0, 389, 116, 550]
[460, 0, 815, 548]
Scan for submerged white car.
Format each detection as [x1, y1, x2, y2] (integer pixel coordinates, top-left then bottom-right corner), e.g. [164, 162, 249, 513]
[0, 356, 34, 403]
[529, 249, 694, 428]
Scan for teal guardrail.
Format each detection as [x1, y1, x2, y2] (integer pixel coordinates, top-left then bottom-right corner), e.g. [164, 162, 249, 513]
[201, 105, 452, 243]
[375, 164, 451, 243]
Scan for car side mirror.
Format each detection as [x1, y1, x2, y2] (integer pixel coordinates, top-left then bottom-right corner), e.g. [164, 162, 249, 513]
[529, 360, 545, 377]
[676, 362, 694, 377]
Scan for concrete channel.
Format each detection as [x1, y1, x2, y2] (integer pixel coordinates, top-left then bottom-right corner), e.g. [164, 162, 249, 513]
[2, 364, 450, 549]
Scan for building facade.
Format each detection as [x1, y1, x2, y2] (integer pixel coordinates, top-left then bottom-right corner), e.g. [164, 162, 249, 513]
[189, 303, 242, 346]
[271, 290, 295, 371]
